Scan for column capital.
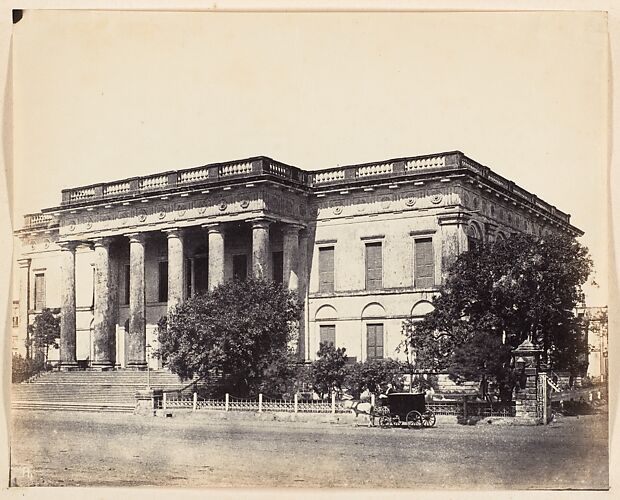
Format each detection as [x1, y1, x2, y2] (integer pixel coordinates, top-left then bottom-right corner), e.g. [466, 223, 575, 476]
[437, 212, 471, 227]
[91, 236, 114, 249]
[282, 223, 306, 235]
[17, 258, 31, 268]
[58, 240, 79, 251]
[247, 217, 274, 229]
[125, 232, 148, 244]
[203, 222, 224, 234]
[163, 227, 185, 239]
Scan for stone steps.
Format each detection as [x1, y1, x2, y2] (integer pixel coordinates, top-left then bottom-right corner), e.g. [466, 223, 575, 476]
[12, 370, 192, 413]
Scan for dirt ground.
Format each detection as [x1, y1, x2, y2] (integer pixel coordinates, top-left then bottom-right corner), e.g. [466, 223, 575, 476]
[9, 409, 608, 489]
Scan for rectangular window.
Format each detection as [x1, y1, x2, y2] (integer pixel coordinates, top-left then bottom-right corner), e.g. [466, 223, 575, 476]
[233, 254, 248, 281]
[272, 251, 283, 284]
[158, 261, 169, 303]
[414, 238, 434, 288]
[318, 246, 335, 293]
[366, 324, 384, 360]
[34, 273, 46, 310]
[123, 264, 130, 305]
[319, 325, 336, 347]
[365, 242, 382, 290]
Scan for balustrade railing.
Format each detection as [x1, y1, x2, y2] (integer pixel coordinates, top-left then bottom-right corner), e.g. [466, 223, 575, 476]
[55, 152, 572, 228]
[24, 213, 56, 228]
[404, 156, 446, 171]
[219, 161, 253, 177]
[178, 168, 209, 184]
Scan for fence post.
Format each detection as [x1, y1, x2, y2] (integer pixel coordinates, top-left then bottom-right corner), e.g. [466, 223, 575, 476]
[589, 392, 593, 403]
[331, 393, 336, 414]
[371, 394, 376, 408]
[294, 393, 298, 414]
[193, 392, 197, 412]
[225, 393, 229, 412]
[463, 396, 468, 419]
[162, 392, 167, 411]
[597, 391, 601, 400]
[258, 393, 263, 413]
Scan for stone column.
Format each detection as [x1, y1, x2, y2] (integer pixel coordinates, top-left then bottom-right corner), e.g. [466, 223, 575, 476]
[127, 233, 147, 370]
[206, 223, 224, 290]
[165, 228, 185, 314]
[59, 242, 78, 369]
[437, 212, 470, 283]
[92, 238, 114, 369]
[250, 218, 271, 279]
[17, 258, 31, 358]
[282, 225, 301, 291]
[298, 229, 309, 360]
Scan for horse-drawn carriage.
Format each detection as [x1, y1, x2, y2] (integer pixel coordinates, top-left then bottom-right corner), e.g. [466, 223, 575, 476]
[374, 392, 436, 428]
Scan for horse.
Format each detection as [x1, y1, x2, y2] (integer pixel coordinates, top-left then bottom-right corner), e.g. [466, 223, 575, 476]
[342, 400, 376, 427]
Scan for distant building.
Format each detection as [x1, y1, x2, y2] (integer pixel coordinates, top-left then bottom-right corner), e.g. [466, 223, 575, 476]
[577, 306, 609, 381]
[13, 151, 582, 369]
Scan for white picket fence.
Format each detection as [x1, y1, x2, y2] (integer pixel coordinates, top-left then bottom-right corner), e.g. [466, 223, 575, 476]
[161, 392, 350, 414]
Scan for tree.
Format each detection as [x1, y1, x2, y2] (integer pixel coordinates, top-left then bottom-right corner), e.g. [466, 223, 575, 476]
[156, 279, 301, 396]
[27, 308, 60, 363]
[402, 233, 592, 400]
[344, 358, 404, 397]
[309, 342, 348, 398]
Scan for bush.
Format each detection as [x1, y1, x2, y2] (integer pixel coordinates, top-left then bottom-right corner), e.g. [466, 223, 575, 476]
[12, 354, 45, 383]
[344, 358, 405, 398]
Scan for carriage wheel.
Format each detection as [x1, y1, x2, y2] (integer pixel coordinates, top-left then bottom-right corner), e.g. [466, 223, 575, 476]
[406, 410, 422, 429]
[421, 410, 436, 427]
[379, 415, 392, 428]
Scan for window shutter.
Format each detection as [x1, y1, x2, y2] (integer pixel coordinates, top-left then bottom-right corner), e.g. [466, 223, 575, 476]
[319, 247, 334, 293]
[365, 242, 382, 290]
[319, 325, 336, 346]
[414, 238, 434, 288]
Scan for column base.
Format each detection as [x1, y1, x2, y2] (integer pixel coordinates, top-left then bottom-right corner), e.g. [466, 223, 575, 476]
[126, 362, 148, 371]
[90, 361, 115, 371]
[59, 361, 79, 371]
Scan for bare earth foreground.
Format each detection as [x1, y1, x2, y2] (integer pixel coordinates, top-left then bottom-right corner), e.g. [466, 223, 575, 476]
[10, 409, 608, 489]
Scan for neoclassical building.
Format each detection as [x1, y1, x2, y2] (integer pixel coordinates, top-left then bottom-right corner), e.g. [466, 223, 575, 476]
[13, 151, 582, 369]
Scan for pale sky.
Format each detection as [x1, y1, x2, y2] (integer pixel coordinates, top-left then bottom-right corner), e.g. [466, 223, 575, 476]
[10, 10, 609, 305]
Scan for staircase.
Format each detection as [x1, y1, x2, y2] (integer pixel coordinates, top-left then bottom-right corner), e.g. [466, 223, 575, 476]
[11, 370, 191, 413]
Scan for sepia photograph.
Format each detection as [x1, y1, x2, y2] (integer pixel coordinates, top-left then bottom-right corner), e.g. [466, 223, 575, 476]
[2, 1, 614, 495]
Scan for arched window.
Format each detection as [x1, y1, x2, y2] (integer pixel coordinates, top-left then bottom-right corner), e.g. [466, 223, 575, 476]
[467, 222, 482, 251]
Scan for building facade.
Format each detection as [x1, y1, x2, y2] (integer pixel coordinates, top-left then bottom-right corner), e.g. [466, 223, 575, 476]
[13, 151, 582, 369]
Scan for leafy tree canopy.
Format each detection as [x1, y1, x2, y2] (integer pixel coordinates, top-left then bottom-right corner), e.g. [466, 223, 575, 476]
[403, 232, 592, 396]
[309, 342, 348, 398]
[157, 279, 301, 396]
[27, 308, 60, 362]
[344, 358, 404, 397]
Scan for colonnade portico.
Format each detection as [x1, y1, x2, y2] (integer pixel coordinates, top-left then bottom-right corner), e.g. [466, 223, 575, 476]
[57, 218, 307, 370]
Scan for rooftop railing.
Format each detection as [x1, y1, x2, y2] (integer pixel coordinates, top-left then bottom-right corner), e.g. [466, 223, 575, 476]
[23, 213, 58, 229]
[60, 157, 307, 205]
[56, 151, 570, 224]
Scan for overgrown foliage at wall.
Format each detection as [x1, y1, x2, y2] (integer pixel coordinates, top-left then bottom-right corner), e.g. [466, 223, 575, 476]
[12, 354, 46, 383]
[402, 233, 592, 401]
[156, 279, 301, 396]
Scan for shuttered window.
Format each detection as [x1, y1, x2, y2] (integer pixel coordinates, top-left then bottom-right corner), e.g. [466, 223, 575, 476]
[319, 247, 334, 293]
[365, 242, 382, 290]
[34, 273, 46, 310]
[158, 261, 168, 303]
[366, 324, 384, 360]
[319, 325, 336, 347]
[414, 238, 434, 288]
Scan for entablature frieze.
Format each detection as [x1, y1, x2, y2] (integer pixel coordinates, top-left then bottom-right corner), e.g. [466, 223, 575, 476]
[55, 186, 309, 239]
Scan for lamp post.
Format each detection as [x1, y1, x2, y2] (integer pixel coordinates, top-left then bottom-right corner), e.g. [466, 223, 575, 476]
[146, 343, 151, 390]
